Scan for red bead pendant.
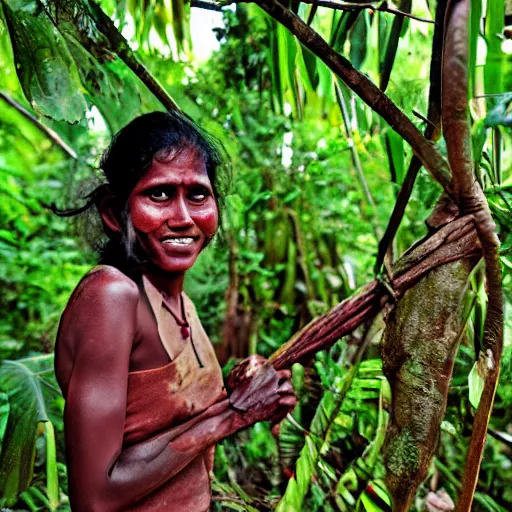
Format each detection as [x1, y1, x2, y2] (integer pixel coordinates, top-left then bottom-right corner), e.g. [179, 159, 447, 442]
[180, 326, 190, 340]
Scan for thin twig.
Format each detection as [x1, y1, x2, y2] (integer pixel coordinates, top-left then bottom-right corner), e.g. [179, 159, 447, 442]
[190, 0, 224, 11]
[249, 0, 454, 197]
[373, 0, 446, 274]
[335, 82, 382, 240]
[488, 428, 512, 448]
[0, 92, 77, 160]
[412, 109, 436, 129]
[295, 0, 435, 24]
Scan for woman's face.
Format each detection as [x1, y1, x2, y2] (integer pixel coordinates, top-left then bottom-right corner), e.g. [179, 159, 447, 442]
[127, 147, 219, 273]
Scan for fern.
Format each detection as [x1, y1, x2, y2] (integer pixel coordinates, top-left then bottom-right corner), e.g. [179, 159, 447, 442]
[276, 358, 392, 511]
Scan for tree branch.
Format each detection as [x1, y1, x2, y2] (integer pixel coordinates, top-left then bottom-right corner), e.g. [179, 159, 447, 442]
[295, 0, 435, 24]
[249, 0, 454, 197]
[0, 92, 77, 160]
[269, 215, 481, 370]
[440, 2, 503, 510]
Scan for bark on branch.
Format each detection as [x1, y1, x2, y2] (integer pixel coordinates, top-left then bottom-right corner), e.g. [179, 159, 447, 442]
[249, 0, 454, 196]
[269, 215, 481, 369]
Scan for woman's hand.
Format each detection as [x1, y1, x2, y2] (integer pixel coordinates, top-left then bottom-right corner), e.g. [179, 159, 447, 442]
[226, 355, 297, 430]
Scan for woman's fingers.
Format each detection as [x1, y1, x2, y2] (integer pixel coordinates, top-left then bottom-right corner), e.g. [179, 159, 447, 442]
[278, 395, 297, 408]
[277, 380, 294, 395]
[277, 369, 291, 383]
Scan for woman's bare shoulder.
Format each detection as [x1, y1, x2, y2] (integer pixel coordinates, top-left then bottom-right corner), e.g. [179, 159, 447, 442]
[67, 265, 140, 310]
[56, 266, 140, 390]
[59, 265, 140, 342]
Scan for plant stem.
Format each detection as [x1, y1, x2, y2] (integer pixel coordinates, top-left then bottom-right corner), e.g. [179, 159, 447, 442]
[441, 2, 503, 509]
[373, 0, 446, 274]
[0, 92, 77, 160]
[335, 82, 382, 240]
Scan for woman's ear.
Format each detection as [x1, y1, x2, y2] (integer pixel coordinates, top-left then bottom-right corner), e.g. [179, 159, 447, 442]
[97, 191, 122, 234]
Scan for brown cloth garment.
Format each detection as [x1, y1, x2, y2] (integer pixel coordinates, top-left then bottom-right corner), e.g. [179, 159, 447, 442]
[123, 276, 226, 511]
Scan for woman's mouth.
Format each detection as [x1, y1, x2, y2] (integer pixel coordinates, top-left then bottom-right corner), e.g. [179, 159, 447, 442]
[161, 236, 198, 247]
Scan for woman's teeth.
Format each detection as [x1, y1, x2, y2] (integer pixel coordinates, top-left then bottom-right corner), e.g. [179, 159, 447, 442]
[163, 237, 195, 246]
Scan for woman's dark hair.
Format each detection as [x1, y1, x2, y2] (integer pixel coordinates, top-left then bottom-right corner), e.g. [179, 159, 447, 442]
[52, 110, 229, 271]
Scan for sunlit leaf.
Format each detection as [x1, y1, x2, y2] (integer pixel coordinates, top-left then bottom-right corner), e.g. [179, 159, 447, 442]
[0, 393, 9, 453]
[468, 360, 485, 409]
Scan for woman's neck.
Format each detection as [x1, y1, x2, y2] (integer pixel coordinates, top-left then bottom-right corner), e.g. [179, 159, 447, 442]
[143, 268, 185, 305]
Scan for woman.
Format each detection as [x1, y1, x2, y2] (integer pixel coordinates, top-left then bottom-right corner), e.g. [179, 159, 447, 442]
[54, 111, 296, 511]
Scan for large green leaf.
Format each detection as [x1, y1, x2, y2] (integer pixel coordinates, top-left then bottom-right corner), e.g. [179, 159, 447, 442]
[44, 421, 59, 510]
[485, 93, 512, 128]
[0, 354, 60, 505]
[330, 11, 360, 54]
[1, 0, 87, 123]
[349, 11, 368, 70]
[384, 128, 405, 184]
[59, 24, 142, 133]
[468, 0, 482, 96]
[170, 0, 192, 56]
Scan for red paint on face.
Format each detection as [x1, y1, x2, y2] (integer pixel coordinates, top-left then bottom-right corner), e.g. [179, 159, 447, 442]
[128, 147, 219, 273]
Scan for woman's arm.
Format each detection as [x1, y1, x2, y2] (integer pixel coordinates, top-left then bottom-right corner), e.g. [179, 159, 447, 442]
[61, 269, 295, 512]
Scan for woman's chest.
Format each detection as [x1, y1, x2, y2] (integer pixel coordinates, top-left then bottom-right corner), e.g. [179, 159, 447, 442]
[123, 291, 225, 446]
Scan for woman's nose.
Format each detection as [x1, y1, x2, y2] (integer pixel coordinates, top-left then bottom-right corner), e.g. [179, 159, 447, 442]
[166, 195, 193, 229]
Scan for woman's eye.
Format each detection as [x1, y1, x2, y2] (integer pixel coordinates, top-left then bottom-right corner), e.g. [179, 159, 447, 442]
[189, 189, 209, 202]
[149, 188, 170, 202]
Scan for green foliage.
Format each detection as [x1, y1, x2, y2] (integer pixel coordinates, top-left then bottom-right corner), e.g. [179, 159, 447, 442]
[0, 355, 61, 506]
[0, 0, 510, 510]
[1, 0, 88, 123]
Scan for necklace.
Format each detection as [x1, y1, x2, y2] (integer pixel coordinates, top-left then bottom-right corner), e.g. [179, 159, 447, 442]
[161, 292, 190, 340]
